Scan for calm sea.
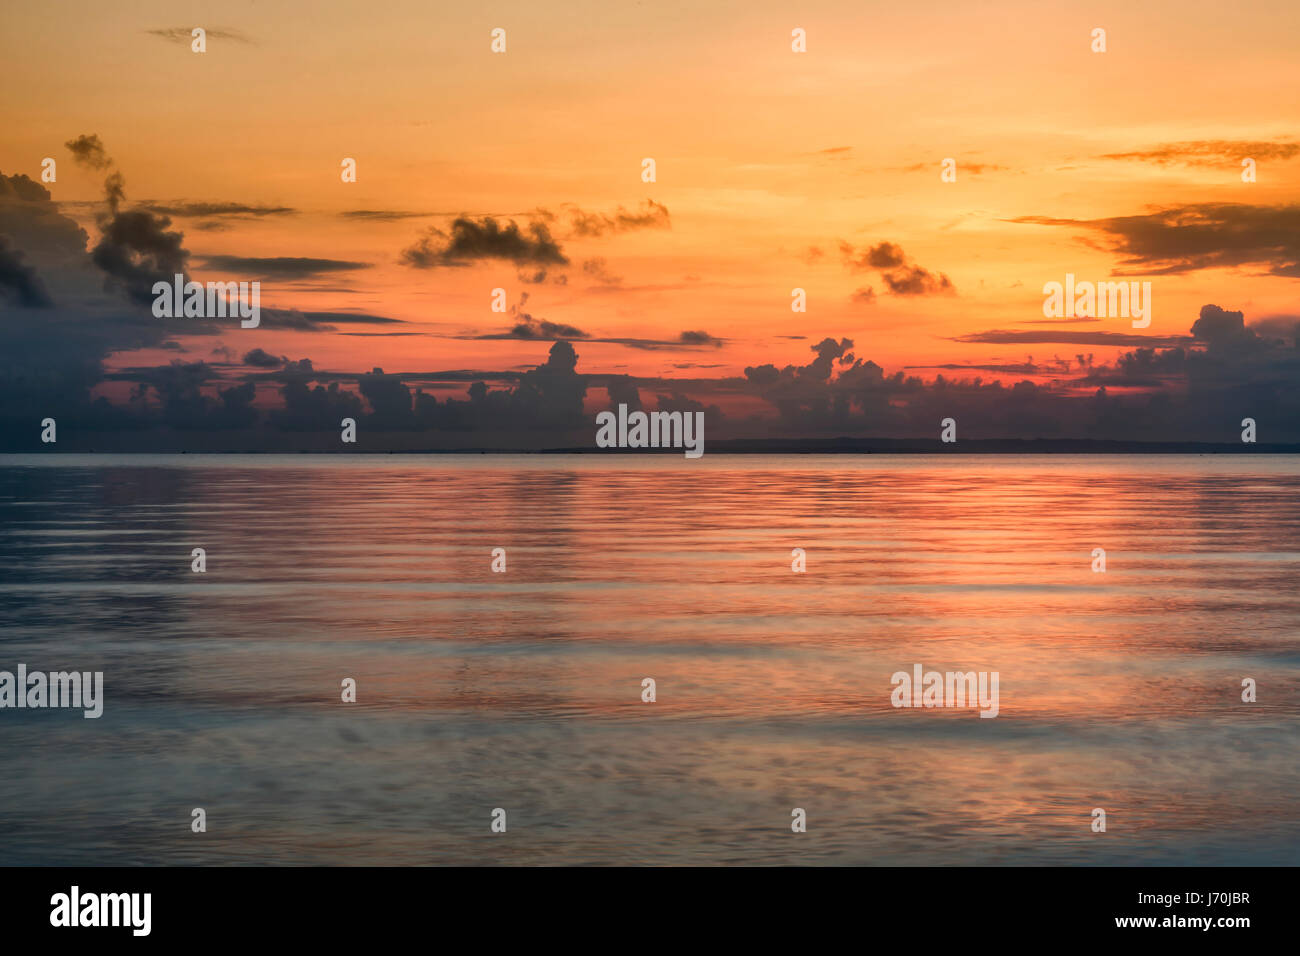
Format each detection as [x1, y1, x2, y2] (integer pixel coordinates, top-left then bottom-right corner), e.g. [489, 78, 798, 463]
[0, 454, 1297, 865]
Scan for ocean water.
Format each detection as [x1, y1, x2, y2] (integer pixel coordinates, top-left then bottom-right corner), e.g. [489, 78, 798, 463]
[0, 453, 1297, 866]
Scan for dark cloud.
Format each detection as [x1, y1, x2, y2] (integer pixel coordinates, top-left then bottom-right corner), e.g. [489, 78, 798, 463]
[0, 235, 53, 307]
[0, 171, 117, 307]
[516, 267, 567, 285]
[0, 157, 204, 435]
[64, 134, 111, 170]
[1188, 303, 1276, 354]
[954, 329, 1190, 347]
[464, 306, 725, 351]
[725, 304, 1300, 442]
[563, 200, 670, 237]
[272, 340, 590, 436]
[196, 255, 372, 279]
[605, 374, 642, 410]
[838, 240, 955, 295]
[841, 241, 907, 271]
[881, 265, 954, 295]
[0, 173, 55, 202]
[910, 362, 1043, 375]
[340, 209, 435, 221]
[1100, 140, 1300, 166]
[102, 360, 259, 429]
[145, 27, 253, 44]
[479, 292, 588, 340]
[1023, 316, 1100, 325]
[1010, 203, 1300, 278]
[1247, 314, 1300, 345]
[581, 257, 622, 286]
[91, 207, 188, 305]
[505, 317, 590, 340]
[678, 330, 724, 347]
[62, 134, 194, 305]
[243, 348, 284, 368]
[401, 217, 568, 269]
[12, 294, 1300, 448]
[255, 309, 405, 330]
[340, 331, 424, 337]
[144, 202, 296, 218]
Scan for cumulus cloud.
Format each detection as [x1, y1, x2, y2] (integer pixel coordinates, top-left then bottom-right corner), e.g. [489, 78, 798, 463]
[678, 330, 724, 347]
[838, 240, 955, 295]
[11, 293, 1300, 448]
[64, 134, 111, 170]
[90, 207, 188, 305]
[400, 217, 568, 269]
[0, 235, 53, 307]
[243, 348, 284, 368]
[63, 133, 192, 305]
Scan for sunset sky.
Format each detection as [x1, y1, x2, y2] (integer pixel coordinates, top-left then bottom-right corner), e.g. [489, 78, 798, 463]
[2, 0, 1299, 443]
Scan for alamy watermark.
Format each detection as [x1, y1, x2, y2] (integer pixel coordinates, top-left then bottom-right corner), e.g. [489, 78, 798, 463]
[595, 403, 704, 458]
[152, 274, 260, 328]
[50, 886, 150, 936]
[1043, 273, 1151, 328]
[0, 664, 103, 718]
[890, 664, 999, 718]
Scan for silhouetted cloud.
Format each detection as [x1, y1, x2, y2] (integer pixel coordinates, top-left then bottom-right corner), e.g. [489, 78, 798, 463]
[954, 330, 1190, 347]
[678, 330, 724, 347]
[910, 362, 1042, 375]
[64, 134, 192, 305]
[145, 202, 296, 218]
[91, 208, 188, 305]
[340, 209, 435, 221]
[1100, 140, 1300, 166]
[562, 200, 670, 237]
[842, 241, 907, 271]
[0, 236, 53, 307]
[145, 27, 253, 45]
[502, 317, 590, 340]
[64, 134, 111, 170]
[581, 257, 622, 286]
[1010, 203, 1300, 278]
[472, 292, 589, 340]
[401, 217, 568, 268]
[464, 305, 726, 350]
[882, 265, 954, 295]
[256, 308, 406, 330]
[838, 240, 955, 295]
[243, 348, 284, 368]
[196, 255, 372, 279]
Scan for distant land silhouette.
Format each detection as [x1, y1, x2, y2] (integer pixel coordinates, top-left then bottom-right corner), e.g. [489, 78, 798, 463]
[9, 437, 1300, 455]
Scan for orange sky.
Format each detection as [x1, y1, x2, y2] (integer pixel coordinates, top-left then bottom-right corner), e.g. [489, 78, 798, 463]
[4, 0, 1299, 391]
